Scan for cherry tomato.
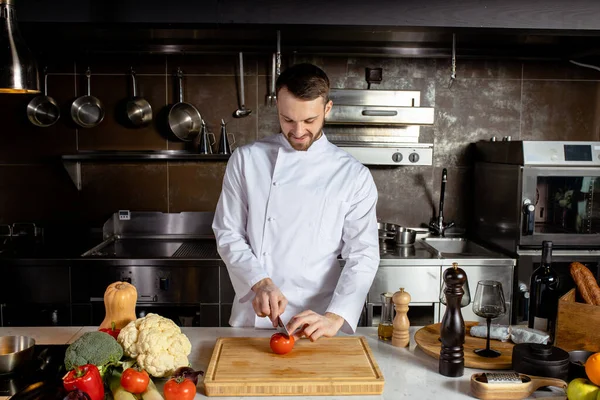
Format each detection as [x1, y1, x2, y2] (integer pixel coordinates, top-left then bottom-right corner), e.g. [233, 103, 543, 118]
[120, 368, 149, 394]
[164, 376, 196, 400]
[270, 333, 295, 355]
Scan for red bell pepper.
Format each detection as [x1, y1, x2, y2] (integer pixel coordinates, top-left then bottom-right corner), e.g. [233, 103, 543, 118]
[98, 321, 121, 340]
[63, 364, 105, 400]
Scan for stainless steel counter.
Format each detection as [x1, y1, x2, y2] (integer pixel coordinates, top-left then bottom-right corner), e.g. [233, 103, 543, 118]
[378, 232, 515, 267]
[1, 236, 515, 267]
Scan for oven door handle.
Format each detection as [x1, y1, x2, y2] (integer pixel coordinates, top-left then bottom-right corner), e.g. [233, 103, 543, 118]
[522, 200, 535, 235]
[361, 110, 398, 117]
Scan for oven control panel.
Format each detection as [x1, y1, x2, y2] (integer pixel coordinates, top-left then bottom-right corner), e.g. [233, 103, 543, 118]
[115, 267, 198, 304]
[523, 141, 600, 165]
[338, 145, 433, 166]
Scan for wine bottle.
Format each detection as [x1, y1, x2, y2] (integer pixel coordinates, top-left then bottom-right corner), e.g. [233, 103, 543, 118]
[528, 241, 560, 342]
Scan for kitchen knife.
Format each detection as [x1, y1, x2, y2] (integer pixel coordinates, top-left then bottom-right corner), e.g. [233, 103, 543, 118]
[277, 316, 291, 338]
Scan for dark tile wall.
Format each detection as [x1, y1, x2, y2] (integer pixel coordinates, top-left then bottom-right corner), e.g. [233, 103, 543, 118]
[1, 54, 599, 231]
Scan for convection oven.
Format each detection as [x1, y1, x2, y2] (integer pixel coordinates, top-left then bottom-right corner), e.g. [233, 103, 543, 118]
[474, 140, 600, 323]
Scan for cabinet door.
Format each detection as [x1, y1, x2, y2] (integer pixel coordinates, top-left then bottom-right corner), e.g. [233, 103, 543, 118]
[364, 266, 440, 327]
[438, 266, 514, 325]
[369, 266, 441, 304]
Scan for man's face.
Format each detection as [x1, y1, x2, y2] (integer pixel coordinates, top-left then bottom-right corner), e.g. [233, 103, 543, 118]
[277, 87, 333, 151]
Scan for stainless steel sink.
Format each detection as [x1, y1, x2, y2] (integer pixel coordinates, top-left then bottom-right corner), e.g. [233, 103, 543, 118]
[421, 237, 496, 256]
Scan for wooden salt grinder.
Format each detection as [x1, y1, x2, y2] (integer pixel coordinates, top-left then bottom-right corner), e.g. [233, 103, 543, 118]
[392, 288, 411, 347]
[439, 262, 467, 378]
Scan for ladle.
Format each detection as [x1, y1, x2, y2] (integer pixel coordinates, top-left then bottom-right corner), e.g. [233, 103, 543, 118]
[234, 52, 252, 118]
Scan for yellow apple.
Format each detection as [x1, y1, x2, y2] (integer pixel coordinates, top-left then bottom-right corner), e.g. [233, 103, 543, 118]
[567, 378, 600, 400]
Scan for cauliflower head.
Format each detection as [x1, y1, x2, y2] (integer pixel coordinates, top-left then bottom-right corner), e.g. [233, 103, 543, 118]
[117, 313, 192, 377]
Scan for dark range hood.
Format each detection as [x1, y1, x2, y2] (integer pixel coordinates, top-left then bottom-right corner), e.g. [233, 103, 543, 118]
[17, 0, 600, 61]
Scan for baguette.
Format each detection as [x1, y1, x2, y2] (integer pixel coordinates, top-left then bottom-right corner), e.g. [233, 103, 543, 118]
[570, 261, 600, 306]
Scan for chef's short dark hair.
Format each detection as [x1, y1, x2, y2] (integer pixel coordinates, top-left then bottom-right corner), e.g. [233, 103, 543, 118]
[276, 63, 330, 104]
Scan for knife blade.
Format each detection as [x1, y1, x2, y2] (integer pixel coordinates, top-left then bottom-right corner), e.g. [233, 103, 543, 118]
[277, 316, 291, 338]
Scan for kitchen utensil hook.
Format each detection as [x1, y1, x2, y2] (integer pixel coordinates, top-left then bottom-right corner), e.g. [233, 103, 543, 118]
[267, 52, 277, 106]
[234, 52, 252, 118]
[448, 34, 456, 89]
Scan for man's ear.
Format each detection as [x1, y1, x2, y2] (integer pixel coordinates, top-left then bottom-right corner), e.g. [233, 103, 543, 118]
[324, 100, 333, 116]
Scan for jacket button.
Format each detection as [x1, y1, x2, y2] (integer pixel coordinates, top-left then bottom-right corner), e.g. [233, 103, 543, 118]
[267, 217, 275, 221]
[262, 251, 269, 256]
[272, 182, 277, 186]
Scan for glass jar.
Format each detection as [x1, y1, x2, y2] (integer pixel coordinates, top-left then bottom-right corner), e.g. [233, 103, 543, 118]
[378, 292, 394, 340]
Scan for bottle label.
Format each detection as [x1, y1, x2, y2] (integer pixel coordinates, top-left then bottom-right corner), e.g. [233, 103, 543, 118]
[533, 316, 548, 332]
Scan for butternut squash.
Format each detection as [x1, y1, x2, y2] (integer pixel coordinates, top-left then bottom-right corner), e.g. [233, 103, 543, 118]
[100, 281, 138, 330]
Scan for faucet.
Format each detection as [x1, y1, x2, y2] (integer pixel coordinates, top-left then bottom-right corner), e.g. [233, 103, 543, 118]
[429, 168, 455, 236]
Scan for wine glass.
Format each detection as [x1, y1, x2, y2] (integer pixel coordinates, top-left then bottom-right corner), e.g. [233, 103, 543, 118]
[472, 280, 507, 358]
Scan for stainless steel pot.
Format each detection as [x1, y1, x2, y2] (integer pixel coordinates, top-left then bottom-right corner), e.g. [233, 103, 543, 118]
[71, 68, 105, 128]
[0, 336, 35, 373]
[26, 68, 60, 127]
[378, 222, 418, 246]
[126, 67, 152, 127]
[395, 227, 417, 246]
[168, 68, 202, 141]
[377, 222, 398, 233]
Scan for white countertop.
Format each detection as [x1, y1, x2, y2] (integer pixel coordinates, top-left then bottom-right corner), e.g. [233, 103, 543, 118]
[0, 326, 566, 400]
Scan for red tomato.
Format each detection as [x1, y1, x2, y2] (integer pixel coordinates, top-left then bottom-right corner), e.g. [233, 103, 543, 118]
[164, 377, 196, 400]
[120, 368, 149, 394]
[270, 333, 295, 355]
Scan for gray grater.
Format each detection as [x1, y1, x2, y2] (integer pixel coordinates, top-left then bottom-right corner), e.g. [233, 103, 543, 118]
[484, 372, 522, 384]
[470, 372, 567, 399]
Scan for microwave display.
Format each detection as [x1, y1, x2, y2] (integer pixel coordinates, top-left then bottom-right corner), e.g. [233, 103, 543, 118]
[564, 145, 592, 162]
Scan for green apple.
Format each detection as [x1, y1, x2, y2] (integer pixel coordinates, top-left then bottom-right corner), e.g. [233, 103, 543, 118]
[567, 378, 600, 400]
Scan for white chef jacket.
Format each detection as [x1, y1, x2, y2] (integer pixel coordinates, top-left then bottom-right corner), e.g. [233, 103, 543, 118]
[212, 132, 379, 334]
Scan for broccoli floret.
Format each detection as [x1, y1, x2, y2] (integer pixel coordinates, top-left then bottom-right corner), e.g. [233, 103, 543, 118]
[64, 331, 123, 375]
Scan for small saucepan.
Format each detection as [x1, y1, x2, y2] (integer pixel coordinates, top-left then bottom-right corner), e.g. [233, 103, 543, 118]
[168, 67, 202, 141]
[26, 67, 60, 127]
[71, 67, 105, 128]
[125, 67, 153, 127]
[377, 222, 417, 246]
[0, 336, 36, 373]
[394, 227, 417, 246]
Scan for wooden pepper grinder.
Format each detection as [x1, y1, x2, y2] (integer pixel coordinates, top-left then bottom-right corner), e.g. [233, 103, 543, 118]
[392, 288, 411, 347]
[439, 262, 467, 378]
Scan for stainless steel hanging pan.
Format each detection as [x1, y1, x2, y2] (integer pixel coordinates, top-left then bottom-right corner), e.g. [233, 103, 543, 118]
[26, 68, 60, 127]
[168, 68, 202, 141]
[126, 67, 152, 127]
[71, 67, 105, 128]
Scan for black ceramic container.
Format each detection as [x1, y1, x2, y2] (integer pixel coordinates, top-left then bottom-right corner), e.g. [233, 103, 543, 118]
[512, 343, 570, 381]
[568, 350, 594, 381]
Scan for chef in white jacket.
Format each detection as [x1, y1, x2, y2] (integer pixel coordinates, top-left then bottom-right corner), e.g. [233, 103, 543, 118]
[212, 63, 379, 340]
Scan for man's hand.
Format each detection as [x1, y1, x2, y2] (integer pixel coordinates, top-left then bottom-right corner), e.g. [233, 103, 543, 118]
[251, 278, 287, 327]
[287, 310, 345, 341]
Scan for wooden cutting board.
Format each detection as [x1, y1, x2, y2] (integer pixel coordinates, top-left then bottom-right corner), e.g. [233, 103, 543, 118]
[414, 321, 515, 370]
[204, 336, 384, 396]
